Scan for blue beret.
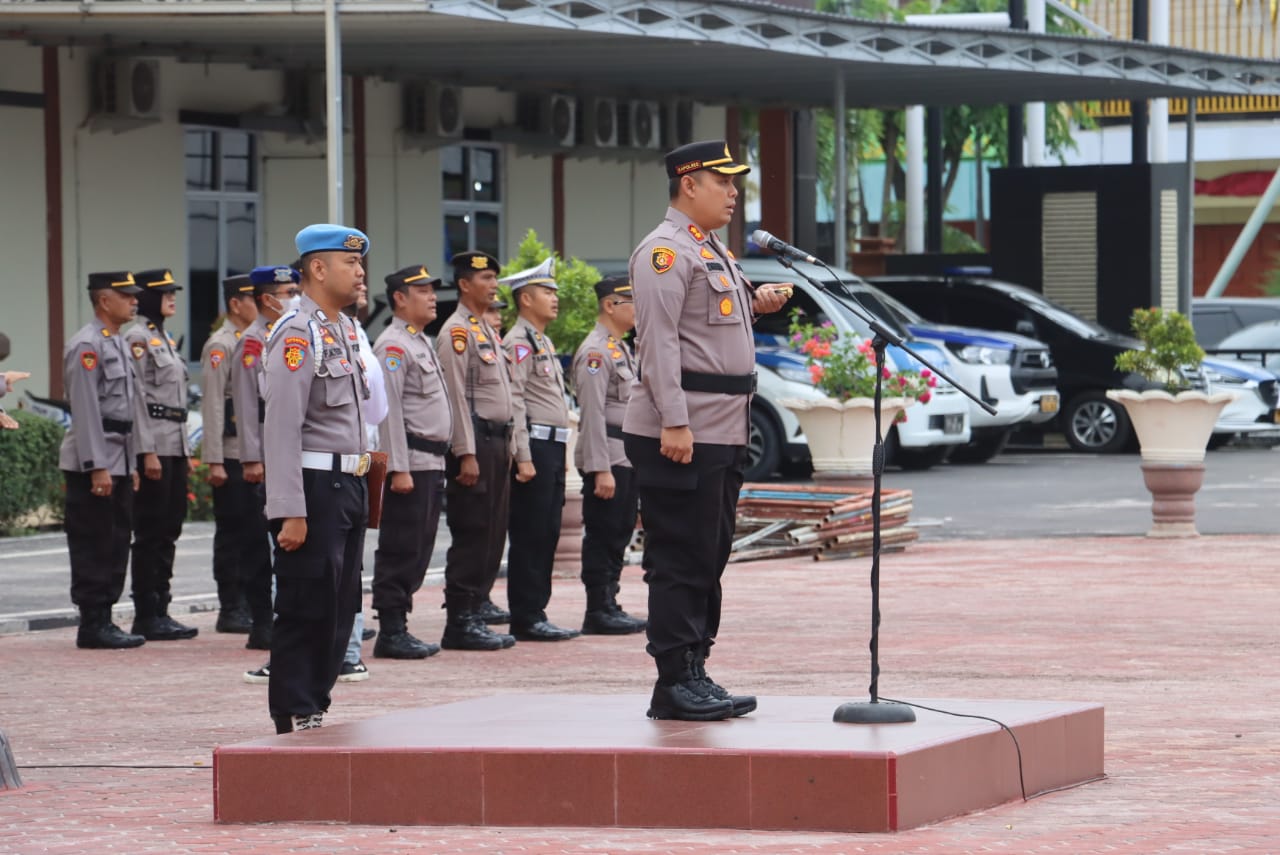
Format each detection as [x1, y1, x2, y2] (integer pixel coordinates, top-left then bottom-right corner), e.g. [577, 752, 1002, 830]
[295, 223, 371, 257]
[249, 265, 301, 287]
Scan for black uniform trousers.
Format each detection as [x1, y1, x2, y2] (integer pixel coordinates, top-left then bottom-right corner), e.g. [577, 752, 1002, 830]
[443, 431, 511, 613]
[623, 435, 746, 659]
[580, 465, 639, 592]
[210, 458, 272, 618]
[506, 437, 566, 625]
[64, 470, 133, 608]
[268, 468, 367, 718]
[130, 454, 189, 611]
[372, 469, 445, 614]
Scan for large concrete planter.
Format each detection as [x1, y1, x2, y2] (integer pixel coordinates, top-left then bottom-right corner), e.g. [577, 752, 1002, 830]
[1106, 389, 1237, 537]
[781, 397, 912, 482]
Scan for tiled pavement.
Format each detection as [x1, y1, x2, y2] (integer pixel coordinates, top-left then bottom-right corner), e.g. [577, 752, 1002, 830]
[2, 534, 1279, 853]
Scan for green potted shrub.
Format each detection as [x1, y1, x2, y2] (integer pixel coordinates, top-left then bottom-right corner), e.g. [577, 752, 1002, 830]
[1105, 307, 1237, 537]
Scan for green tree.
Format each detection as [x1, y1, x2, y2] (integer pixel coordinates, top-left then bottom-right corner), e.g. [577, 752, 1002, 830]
[499, 230, 602, 358]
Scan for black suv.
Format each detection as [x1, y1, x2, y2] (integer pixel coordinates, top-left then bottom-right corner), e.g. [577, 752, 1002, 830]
[870, 274, 1147, 453]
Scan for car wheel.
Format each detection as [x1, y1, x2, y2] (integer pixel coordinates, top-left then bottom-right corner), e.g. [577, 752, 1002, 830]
[744, 405, 783, 481]
[885, 427, 950, 471]
[1063, 391, 1132, 454]
[947, 428, 1011, 464]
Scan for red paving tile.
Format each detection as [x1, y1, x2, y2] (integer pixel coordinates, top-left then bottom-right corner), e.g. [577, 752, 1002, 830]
[3, 535, 1280, 852]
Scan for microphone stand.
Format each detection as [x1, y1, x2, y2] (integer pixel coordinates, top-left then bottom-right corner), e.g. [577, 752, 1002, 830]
[773, 254, 995, 725]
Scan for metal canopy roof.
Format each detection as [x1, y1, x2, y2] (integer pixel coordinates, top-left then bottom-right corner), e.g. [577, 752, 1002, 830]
[4, 0, 1280, 107]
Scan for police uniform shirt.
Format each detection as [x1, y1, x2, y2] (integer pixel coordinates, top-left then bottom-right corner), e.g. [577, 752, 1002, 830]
[199, 322, 242, 465]
[435, 304, 515, 458]
[623, 206, 756, 446]
[504, 315, 570, 464]
[572, 321, 635, 473]
[125, 320, 192, 458]
[231, 315, 271, 465]
[375, 316, 452, 472]
[262, 294, 369, 520]
[355, 322, 388, 452]
[57, 322, 138, 476]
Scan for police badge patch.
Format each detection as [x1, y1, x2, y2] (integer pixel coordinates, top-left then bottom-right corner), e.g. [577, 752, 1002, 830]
[282, 336, 308, 373]
[80, 351, 98, 371]
[651, 246, 676, 274]
[209, 349, 225, 368]
[131, 342, 146, 360]
[384, 345, 404, 372]
[450, 327, 468, 354]
[586, 352, 603, 375]
[514, 343, 532, 363]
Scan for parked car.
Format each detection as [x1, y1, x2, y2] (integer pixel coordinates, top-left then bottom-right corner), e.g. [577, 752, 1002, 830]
[871, 273, 1280, 452]
[1191, 297, 1280, 348]
[1208, 319, 1280, 370]
[828, 280, 1059, 463]
[590, 257, 977, 477]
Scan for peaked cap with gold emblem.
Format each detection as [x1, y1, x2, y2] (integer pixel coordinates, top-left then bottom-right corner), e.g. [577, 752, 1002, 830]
[664, 139, 750, 180]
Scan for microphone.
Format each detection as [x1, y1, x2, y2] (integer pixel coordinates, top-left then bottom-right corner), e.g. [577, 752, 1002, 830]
[751, 229, 818, 265]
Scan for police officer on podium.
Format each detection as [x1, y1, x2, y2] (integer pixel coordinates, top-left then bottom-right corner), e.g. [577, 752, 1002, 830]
[61, 271, 146, 649]
[368, 264, 451, 660]
[435, 251, 517, 651]
[571, 275, 647, 636]
[262, 224, 371, 733]
[623, 139, 790, 721]
[125, 269, 199, 642]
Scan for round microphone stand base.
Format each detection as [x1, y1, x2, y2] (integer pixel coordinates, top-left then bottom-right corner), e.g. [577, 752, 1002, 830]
[833, 701, 917, 724]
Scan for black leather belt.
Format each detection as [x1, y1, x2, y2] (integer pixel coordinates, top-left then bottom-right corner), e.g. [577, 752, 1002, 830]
[224, 398, 237, 438]
[407, 433, 450, 455]
[605, 423, 624, 439]
[102, 418, 132, 435]
[680, 370, 757, 395]
[147, 403, 188, 423]
[472, 415, 514, 440]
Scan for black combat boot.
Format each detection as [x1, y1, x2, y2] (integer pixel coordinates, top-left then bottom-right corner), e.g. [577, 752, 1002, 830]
[582, 586, 647, 635]
[441, 608, 515, 651]
[373, 610, 441, 659]
[215, 605, 252, 634]
[475, 599, 510, 625]
[132, 594, 199, 641]
[693, 642, 757, 717]
[245, 606, 273, 650]
[647, 648, 734, 721]
[77, 606, 145, 649]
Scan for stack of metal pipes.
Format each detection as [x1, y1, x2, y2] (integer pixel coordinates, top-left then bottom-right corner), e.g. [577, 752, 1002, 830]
[730, 484, 918, 562]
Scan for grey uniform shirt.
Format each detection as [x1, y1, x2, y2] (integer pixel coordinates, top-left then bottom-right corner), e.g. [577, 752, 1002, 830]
[435, 305, 515, 458]
[504, 315, 570, 464]
[231, 315, 271, 465]
[125, 320, 191, 458]
[58, 321, 138, 476]
[623, 206, 757, 446]
[199, 322, 242, 465]
[572, 322, 634, 473]
[375, 316, 452, 473]
[263, 294, 369, 520]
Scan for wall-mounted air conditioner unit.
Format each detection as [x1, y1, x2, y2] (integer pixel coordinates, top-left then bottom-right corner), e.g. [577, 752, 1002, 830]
[620, 100, 661, 150]
[92, 58, 161, 121]
[283, 70, 352, 135]
[663, 100, 696, 149]
[516, 93, 576, 147]
[581, 96, 618, 148]
[403, 82, 464, 141]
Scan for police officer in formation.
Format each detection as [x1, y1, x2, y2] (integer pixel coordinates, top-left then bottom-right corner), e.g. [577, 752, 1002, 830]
[60, 271, 145, 649]
[261, 224, 372, 733]
[435, 251, 518, 651]
[501, 259, 579, 642]
[571, 275, 647, 636]
[367, 264, 451, 660]
[125, 269, 199, 642]
[200, 273, 273, 640]
[234, 265, 302, 654]
[623, 139, 790, 721]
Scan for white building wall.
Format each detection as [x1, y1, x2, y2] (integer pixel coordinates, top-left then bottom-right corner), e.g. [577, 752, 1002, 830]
[2, 39, 721, 396]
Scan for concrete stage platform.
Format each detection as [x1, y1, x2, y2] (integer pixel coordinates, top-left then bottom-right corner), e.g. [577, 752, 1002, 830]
[213, 694, 1104, 832]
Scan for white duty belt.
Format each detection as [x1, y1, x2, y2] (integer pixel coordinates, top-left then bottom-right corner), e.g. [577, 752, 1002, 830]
[528, 423, 571, 443]
[300, 450, 372, 476]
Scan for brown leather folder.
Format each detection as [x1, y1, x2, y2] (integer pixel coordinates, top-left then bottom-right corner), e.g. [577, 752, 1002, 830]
[366, 451, 388, 529]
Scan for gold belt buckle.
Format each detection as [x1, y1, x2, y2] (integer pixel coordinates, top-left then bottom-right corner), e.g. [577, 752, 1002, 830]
[355, 453, 372, 477]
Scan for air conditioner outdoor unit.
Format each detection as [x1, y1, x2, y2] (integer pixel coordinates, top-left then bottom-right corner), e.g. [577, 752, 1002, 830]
[403, 82, 464, 139]
[516, 93, 576, 147]
[620, 100, 661, 150]
[92, 58, 161, 120]
[283, 70, 351, 134]
[581, 97, 618, 148]
[663, 100, 696, 149]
